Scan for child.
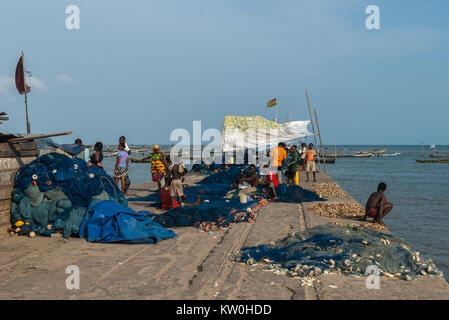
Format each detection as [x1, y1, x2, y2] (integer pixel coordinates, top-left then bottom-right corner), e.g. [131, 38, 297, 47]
[114, 142, 129, 194]
[88, 141, 104, 168]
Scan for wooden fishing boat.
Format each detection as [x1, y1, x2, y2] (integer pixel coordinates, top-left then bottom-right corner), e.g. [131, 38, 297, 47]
[429, 154, 449, 158]
[371, 149, 385, 155]
[416, 158, 449, 163]
[323, 153, 372, 158]
[316, 158, 335, 164]
[373, 152, 400, 157]
[129, 156, 151, 163]
[352, 153, 372, 158]
[103, 151, 118, 157]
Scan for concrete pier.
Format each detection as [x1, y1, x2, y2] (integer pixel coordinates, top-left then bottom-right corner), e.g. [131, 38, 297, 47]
[0, 172, 448, 299]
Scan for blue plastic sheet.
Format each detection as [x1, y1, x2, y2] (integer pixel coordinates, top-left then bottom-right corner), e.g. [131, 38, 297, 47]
[80, 201, 176, 244]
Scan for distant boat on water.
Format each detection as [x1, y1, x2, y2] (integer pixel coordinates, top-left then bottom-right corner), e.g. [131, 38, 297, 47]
[416, 158, 449, 163]
[316, 158, 335, 164]
[373, 152, 401, 157]
[323, 153, 372, 158]
[129, 156, 151, 163]
[429, 154, 449, 158]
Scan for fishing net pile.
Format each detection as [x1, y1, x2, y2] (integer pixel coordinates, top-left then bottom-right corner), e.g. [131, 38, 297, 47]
[10, 153, 128, 239]
[151, 165, 324, 231]
[191, 162, 225, 175]
[236, 224, 443, 280]
[152, 198, 267, 231]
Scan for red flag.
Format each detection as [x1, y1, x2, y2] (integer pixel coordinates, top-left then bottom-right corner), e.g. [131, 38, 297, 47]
[15, 56, 30, 95]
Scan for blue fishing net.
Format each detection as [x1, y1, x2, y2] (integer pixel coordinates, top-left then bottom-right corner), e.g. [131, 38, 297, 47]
[237, 224, 442, 280]
[10, 153, 127, 238]
[151, 199, 261, 229]
[191, 162, 223, 175]
[150, 165, 324, 230]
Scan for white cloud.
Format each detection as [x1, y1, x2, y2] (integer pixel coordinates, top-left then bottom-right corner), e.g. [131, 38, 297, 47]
[56, 73, 74, 84]
[26, 76, 47, 91]
[0, 75, 14, 95]
[0, 74, 47, 95]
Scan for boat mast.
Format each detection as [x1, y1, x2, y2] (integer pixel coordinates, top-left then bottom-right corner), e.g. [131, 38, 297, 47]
[334, 138, 337, 161]
[305, 90, 321, 171]
[421, 142, 424, 159]
[22, 51, 31, 134]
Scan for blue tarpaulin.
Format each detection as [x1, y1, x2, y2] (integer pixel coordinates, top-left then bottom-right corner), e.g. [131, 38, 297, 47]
[80, 200, 177, 243]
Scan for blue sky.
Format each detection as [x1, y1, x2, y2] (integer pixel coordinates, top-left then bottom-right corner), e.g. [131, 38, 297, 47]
[1, 0, 448, 145]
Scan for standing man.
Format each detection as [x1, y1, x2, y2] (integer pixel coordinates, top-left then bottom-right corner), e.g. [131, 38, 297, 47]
[286, 145, 300, 185]
[305, 143, 317, 182]
[363, 182, 393, 227]
[270, 142, 287, 185]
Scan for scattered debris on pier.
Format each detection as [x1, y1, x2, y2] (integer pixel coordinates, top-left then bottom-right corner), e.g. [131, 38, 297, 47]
[309, 202, 365, 219]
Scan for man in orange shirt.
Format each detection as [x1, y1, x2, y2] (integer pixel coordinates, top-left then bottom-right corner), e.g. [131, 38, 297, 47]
[305, 143, 317, 182]
[271, 142, 287, 184]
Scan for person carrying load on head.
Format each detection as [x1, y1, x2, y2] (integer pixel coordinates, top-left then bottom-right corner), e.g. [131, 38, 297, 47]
[114, 142, 129, 194]
[305, 143, 317, 182]
[149, 145, 166, 192]
[363, 182, 393, 227]
[285, 145, 300, 186]
[270, 142, 287, 185]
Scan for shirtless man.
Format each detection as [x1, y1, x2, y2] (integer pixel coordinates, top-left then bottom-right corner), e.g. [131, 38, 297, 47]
[363, 182, 393, 227]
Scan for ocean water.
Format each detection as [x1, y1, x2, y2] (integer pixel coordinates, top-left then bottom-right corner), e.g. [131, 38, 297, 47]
[102, 145, 449, 281]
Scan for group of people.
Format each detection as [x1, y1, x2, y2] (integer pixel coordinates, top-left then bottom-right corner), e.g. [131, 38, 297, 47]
[67, 138, 393, 226]
[68, 136, 131, 194]
[271, 141, 318, 185]
[230, 141, 319, 202]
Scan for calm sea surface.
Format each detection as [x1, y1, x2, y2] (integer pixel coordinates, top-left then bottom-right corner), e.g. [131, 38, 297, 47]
[102, 145, 449, 281]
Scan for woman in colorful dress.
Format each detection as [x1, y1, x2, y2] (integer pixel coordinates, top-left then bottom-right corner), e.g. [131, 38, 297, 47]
[149, 145, 166, 191]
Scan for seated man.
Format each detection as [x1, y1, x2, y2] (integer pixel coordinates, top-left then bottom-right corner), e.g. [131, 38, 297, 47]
[232, 164, 259, 189]
[242, 164, 259, 187]
[363, 182, 393, 227]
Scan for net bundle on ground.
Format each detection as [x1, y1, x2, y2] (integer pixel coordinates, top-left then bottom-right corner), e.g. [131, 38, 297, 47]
[151, 165, 324, 230]
[237, 224, 442, 280]
[10, 152, 128, 239]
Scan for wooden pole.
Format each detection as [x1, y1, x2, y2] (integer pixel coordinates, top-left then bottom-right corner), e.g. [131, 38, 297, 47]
[305, 90, 321, 171]
[22, 51, 31, 134]
[275, 100, 278, 123]
[334, 138, 337, 161]
[8, 131, 73, 143]
[314, 108, 327, 173]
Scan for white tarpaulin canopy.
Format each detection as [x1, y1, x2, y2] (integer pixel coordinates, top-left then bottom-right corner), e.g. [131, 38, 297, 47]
[221, 116, 313, 152]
